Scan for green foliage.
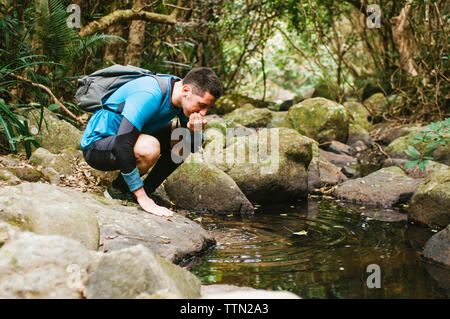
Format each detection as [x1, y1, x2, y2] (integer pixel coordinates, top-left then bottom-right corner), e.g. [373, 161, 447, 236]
[405, 118, 449, 170]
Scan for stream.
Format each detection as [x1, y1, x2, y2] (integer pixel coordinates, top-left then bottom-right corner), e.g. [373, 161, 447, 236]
[191, 198, 449, 298]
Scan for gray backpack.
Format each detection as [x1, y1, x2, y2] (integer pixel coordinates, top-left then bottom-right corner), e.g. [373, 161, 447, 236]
[75, 64, 168, 113]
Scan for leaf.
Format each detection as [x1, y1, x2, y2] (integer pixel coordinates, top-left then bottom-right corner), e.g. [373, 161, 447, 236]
[48, 103, 61, 111]
[404, 145, 420, 159]
[418, 160, 429, 171]
[404, 160, 419, 170]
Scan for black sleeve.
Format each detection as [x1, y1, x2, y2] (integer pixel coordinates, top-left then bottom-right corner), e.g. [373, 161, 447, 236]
[112, 117, 140, 174]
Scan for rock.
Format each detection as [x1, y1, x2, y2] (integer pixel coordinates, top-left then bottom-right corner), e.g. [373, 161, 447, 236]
[93, 195, 215, 265]
[323, 140, 352, 155]
[385, 131, 450, 165]
[286, 97, 350, 143]
[19, 107, 82, 154]
[341, 166, 359, 178]
[204, 115, 229, 136]
[29, 147, 73, 175]
[372, 123, 423, 146]
[0, 183, 100, 250]
[319, 149, 358, 167]
[347, 123, 373, 146]
[5, 167, 43, 182]
[0, 231, 98, 298]
[42, 167, 61, 184]
[0, 221, 21, 247]
[270, 111, 288, 128]
[223, 104, 273, 128]
[422, 225, 450, 267]
[0, 169, 21, 185]
[343, 101, 371, 131]
[333, 166, 421, 207]
[384, 158, 449, 179]
[164, 158, 254, 215]
[201, 284, 300, 299]
[85, 245, 201, 299]
[307, 143, 347, 191]
[211, 94, 269, 115]
[363, 93, 388, 114]
[408, 168, 450, 228]
[213, 128, 313, 204]
[312, 83, 338, 101]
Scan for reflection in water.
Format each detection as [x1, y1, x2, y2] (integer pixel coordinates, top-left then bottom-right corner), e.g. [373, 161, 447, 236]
[191, 199, 449, 298]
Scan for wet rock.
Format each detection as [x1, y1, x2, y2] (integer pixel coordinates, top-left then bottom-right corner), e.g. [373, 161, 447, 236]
[333, 167, 421, 207]
[341, 166, 359, 178]
[308, 143, 347, 191]
[385, 131, 449, 165]
[347, 123, 373, 146]
[286, 97, 350, 143]
[408, 168, 450, 228]
[0, 182, 100, 250]
[319, 149, 358, 167]
[213, 128, 313, 204]
[85, 245, 201, 299]
[323, 140, 352, 155]
[371, 123, 422, 146]
[201, 284, 300, 299]
[164, 158, 254, 215]
[422, 225, 450, 267]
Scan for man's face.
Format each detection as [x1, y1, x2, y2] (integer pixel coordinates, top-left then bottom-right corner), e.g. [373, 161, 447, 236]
[181, 84, 216, 118]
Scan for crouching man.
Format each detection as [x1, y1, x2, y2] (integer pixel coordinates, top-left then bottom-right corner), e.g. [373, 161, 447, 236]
[80, 67, 222, 217]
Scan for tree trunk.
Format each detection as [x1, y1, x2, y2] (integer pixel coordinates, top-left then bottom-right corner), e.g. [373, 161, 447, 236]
[124, 0, 146, 66]
[104, 0, 127, 64]
[390, 0, 419, 76]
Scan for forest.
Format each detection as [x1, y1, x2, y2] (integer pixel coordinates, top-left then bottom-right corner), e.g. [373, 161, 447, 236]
[0, 0, 449, 300]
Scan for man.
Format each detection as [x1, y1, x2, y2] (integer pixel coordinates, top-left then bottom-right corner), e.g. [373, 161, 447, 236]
[80, 67, 222, 217]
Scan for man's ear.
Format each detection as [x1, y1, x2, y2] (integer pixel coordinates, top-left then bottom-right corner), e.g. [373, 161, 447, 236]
[182, 84, 192, 97]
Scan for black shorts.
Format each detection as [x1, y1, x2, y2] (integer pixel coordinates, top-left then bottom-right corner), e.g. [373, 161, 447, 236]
[82, 120, 175, 172]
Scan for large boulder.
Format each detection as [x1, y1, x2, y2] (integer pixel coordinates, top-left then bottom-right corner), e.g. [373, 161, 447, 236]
[164, 158, 254, 215]
[422, 225, 450, 267]
[285, 97, 350, 143]
[223, 104, 273, 128]
[343, 101, 371, 131]
[333, 166, 421, 207]
[20, 107, 82, 154]
[85, 245, 201, 299]
[385, 131, 450, 165]
[0, 231, 98, 299]
[210, 127, 313, 204]
[29, 147, 73, 175]
[0, 231, 204, 299]
[0, 182, 100, 250]
[408, 168, 450, 228]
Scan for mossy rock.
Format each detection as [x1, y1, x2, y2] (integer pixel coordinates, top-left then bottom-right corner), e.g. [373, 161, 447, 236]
[211, 94, 269, 115]
[164, 159, 254, 215]
[408, 168, 450, 228]
[343, 101, 371, 131]
[223, 104, 273, 128]
[18, 107, 82, 154]
[286, 97, 349, 143]
[385, 131, 450, 165]
[363, 93, 388, 113]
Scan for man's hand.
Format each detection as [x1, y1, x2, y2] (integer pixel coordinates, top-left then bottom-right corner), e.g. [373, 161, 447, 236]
[187, 112, 207, 132]
[133, 187, 173, 217]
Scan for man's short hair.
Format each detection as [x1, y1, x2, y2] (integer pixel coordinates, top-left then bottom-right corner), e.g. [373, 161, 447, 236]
[183, 67, 222, 99]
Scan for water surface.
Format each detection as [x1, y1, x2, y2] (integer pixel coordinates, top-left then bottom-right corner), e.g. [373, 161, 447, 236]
[191, 199, 449, 298]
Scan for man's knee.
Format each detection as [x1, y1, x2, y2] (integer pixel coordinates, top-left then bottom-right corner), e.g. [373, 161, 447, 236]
[134, 135, 160, 164]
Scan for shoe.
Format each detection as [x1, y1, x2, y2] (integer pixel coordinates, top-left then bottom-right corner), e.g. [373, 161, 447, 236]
[104, 184, 137, 203]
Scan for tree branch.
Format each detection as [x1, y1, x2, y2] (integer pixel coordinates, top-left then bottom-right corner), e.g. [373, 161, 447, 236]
[79, 9, 177, 37]
[9, 73, 82, 125]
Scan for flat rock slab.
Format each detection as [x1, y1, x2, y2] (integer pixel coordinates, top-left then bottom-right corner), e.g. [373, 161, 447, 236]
[333, 167, 421, 207]
[201, 284, 300, 299]
[0, 183, 215, 265]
